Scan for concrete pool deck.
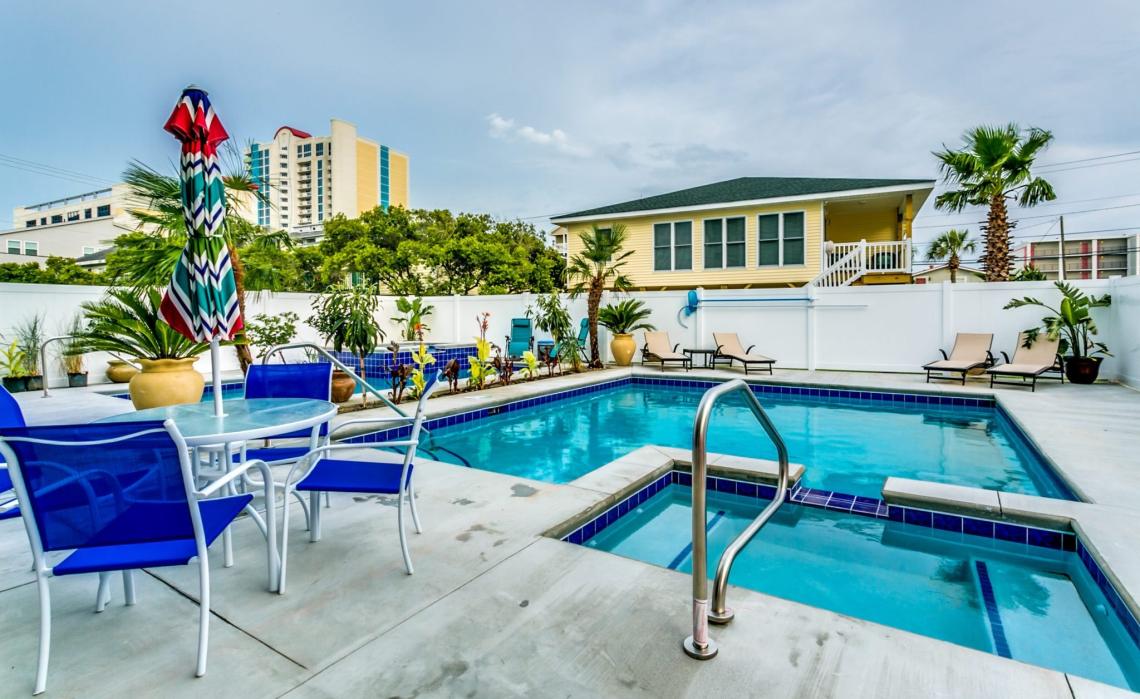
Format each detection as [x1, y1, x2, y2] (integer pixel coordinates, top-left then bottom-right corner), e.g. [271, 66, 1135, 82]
[3, 366, 1140, 697]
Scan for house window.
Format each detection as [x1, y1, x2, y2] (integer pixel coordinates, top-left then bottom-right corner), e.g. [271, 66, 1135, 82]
[51, 214, 63, 224]
[24, 241, 38, 256]
[653, 221, 693, 271]
[96, 205, 111, 217]
[703, 217, 746, 269]
[40, 217, 46, 225]
[316, 143, 324, 156]
[758, 212, 806, 266]
[25, 220, 36, 228]
[83, 246, 96, 256]
[67, 210, 80, 221]
[7, 240, 20, 254]
[84, 208, 92, 219]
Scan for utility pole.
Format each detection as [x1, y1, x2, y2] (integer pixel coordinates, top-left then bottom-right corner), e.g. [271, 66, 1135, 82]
[1058, 215, 1066, 281]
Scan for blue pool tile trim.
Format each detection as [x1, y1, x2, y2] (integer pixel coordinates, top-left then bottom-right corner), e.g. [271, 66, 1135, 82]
[559, 469, 1140, 655]
[630, 376, 995, 408]
[974, 561, 1012, 658]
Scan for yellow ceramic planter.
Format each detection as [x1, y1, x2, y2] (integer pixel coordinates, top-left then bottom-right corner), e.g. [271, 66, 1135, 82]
[610, 333, 637, 366]
[128, 357, 205, 409]
[105, 359, 139, 384]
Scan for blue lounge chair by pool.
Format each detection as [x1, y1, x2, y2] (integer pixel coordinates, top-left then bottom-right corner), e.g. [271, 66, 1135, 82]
[506, 318, 534, 359]
[0, 420, 277, 694]
[276, 371, 442, 591]
[0, 385, 25, 520]
[577, 317, 589, 351]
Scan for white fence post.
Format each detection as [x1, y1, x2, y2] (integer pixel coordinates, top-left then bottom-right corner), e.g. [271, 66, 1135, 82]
[941, 280, 955, 349]
[806, 285, 817, 371]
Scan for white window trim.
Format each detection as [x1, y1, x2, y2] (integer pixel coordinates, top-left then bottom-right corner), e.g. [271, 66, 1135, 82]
[653, 220, 694, 272]
[23, 241, 39, 255]
[6, 239, 21, 254]
[758, 210, 808, 268]
[702, 216, 747, 270]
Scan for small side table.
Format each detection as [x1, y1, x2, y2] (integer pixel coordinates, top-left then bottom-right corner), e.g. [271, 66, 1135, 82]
[684, 348, 719, 369]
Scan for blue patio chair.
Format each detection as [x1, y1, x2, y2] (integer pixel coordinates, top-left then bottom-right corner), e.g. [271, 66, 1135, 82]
[0, 420, 277, 694]
[239, 363, 334, 527]
[276, 371, 442, 592]
[576, 317, 589, 351]
[0, 385, 26, 520]
[505, 317, 534, 359]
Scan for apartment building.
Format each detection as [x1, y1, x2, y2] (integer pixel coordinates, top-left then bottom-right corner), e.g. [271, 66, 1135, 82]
[0, 185, 129, 265]
[246, 118, 409, 244]
[1014, 233, 1139, 280]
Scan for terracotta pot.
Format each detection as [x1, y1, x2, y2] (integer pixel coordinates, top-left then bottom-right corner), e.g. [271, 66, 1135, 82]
[1064, 356, 1102, 385]
[106, 360, 139, 383]
[610, 333, 637, 366]
[128, 358, 204, 409]
[331, 369, 355, 403]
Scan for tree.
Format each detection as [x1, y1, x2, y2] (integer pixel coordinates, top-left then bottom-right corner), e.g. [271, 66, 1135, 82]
[0, 257, 103, 285]
[933, 124, 1056, 281]
[566, 224, 634, 367]
[926, 229, 976, 283]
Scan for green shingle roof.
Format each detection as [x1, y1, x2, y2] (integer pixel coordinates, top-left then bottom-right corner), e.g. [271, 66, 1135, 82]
[551, 177, 934, 221]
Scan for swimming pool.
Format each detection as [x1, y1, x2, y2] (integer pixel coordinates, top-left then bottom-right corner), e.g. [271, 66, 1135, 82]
[419, 379, 1071, 500]
[571, 477, 1140, 690]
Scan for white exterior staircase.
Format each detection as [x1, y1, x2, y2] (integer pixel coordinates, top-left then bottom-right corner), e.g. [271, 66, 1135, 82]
[809, 240, 912, 288]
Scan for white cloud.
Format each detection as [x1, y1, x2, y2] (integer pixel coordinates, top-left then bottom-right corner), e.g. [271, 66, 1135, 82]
[486, 114, 590, 157]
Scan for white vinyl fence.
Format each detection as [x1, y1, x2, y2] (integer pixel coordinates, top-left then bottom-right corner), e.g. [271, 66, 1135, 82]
[0, 277, 1135, 389]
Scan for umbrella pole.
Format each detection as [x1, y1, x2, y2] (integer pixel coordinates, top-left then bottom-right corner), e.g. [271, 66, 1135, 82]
[211, 338, 225, 417]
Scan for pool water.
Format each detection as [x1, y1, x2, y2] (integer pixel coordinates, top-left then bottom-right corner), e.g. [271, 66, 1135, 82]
[421, 383, 1069, 499]
[585, 484, 1140, 690]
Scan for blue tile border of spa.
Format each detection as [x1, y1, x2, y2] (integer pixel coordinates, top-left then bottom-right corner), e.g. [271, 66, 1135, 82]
[558, 469, 1140, 649]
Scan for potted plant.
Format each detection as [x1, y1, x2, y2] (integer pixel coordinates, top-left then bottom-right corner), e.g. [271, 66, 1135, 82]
[60, 314, 88, 388]
[14, 315, 45, 392]
[2, 341, 28, 393]
[308, 284, 385, 404]
[1004, 281, 1112, 384]
[245, 312, 299, 363]
[598, 299, 655, 366]
[105, 359, 140, 384]
[392, 296, 434, 342]
[74, 288, 211, 408]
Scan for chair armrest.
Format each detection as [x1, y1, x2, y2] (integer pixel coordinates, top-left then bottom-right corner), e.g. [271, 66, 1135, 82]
[714, 344, 725, 356]
[331, 415, 415, 434]
[200, 458, 274, 499]
[938, 349, 949, 360]
[672, 343, 680, 352]
[1001, 351, 1011, 364]
[746, 345, 756, 354]
[986, 350, 996, 367]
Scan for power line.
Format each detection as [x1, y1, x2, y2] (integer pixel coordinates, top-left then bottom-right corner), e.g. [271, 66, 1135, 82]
[0, 153, 114, 190]
[1035, 149, 1140, 170]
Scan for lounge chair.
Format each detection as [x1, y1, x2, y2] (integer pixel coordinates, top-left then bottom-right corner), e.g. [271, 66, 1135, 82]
[576, 318, 589, 351]
[641, 331, 692, 371]
[505, 318, 534, 359]
[0, 420, 277, 694]
[987, 333, 1063, 391]
[713, 333, 776, 375]
[923, 333, 995, 384]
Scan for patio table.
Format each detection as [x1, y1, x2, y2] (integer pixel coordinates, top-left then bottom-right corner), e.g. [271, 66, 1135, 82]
[96, 398, 337, 589]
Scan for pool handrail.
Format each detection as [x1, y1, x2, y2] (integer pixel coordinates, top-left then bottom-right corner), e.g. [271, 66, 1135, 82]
[683, 378, 789, 660]
[260, 342, 412, 420]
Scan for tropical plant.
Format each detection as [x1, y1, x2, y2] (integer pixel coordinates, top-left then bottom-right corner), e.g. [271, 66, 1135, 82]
[1013, 265, 1047, 282]
[597, 299, 655, 335]
[1004, 282, 1112, 358]
[308, 284, 385, 400]
[13, 314, 46, 377]
[566, 223, 634, 366]
[59, 314, 86, 375]
[392, 296, 435, 341]
[2, 342, 26, 378]
[244, 312, 299, 361]
[526, 291, 583, 371]
[520, 350, 539, 380]
[933, 124, 1057, 281]
[75, 287, 212, 360]
[408, 342, 436, 399]
[466, 313, 498, 389]
[925, 229, 977, 283]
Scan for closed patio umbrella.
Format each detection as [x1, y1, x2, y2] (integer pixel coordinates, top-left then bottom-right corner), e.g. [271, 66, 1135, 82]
[157, 86, 242, 417]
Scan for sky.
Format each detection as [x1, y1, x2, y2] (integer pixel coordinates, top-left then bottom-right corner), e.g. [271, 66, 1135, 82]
[2, 0, 1139, 261]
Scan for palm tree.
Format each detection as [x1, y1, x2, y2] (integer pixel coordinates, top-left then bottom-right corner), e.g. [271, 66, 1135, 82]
[566, 224, 634, 367]
[933, 124, 1056, 281]
[116, 154, 283, 370]
[926, 229, 976, 283]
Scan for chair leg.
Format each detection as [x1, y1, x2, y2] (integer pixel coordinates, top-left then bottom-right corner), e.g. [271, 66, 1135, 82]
[122, 570, 136, 606]
[196, 557, 210, 677]
[309, 492, 322, 543]
[409, 481, 423, 534]
[279, 489, 292, 595]
[293, 490, 311, 531]
[95, 572, 112, 613]
[324, 491, 331, 509]
[397, 486, 414, 575]
[33, 572, 51, 695]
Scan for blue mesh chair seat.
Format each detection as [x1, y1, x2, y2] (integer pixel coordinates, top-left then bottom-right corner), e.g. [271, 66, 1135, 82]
[276, 371, 442, 592]
[0, 385, 25, 520]
[243, 363, 333, 460]
[505, 317, 534, 359]
[0, 420, 278, 694]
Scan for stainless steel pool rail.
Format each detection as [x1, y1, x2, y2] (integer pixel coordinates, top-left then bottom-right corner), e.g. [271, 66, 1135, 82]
[261, 342, 412, 419]
[683, 379, 789, 660]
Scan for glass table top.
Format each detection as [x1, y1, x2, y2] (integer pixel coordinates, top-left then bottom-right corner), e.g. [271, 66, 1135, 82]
[96, 398, 337, 444]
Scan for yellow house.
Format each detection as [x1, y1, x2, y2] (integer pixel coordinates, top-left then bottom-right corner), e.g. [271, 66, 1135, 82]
[551, 177, 935, 289]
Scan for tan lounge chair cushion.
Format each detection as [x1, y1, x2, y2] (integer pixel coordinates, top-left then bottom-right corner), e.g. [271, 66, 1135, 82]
[986, 362, 1053, 377]
[987, 333, 1060, 376]
[924, 333, 993, 371]
[924, 359, 985, 372]
[644, 331, 686, 360]
[713, 333, 774, 363]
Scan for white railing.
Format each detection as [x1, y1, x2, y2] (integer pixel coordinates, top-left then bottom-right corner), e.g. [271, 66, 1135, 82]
[810, 239, 911, 287]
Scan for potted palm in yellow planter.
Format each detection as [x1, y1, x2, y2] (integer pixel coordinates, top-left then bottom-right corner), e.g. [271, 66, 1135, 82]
[75, 288, 211, 408]
[598, 299, 655, 367]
